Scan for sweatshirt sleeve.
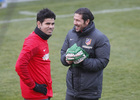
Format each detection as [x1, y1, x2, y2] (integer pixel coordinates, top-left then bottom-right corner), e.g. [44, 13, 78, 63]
[82, 34, 110, 72]
[15, 39, 37, 89]
[60, 34, 70, 66]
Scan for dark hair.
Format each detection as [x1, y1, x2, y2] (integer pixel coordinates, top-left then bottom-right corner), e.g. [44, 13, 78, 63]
[75, 8, 94, 22]
[37, 8, 56, 23]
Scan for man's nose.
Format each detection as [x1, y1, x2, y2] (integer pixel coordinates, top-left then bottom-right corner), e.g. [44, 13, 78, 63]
[74, 20, 77, 25]
[49, 24, 54, 28]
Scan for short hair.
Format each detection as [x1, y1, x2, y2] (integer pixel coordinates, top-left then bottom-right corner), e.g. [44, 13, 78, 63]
[75, 8, 94, 22]
[37, 8, 56, 23]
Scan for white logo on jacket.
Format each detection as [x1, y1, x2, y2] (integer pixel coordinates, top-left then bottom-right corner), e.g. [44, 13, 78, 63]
[42, 53, 49, 60]
[82, 45, 92, 49]
[70, 39, 74, 41]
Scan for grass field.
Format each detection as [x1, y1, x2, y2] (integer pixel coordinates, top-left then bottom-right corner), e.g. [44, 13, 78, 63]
[0, 0, 140, 100]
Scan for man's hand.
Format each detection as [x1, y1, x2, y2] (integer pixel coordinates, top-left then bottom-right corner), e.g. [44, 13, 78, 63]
[66, 44, 82, 61]
[33, 83, 47, 95]
[73, 53, 86, 64]
[66, 57, 73, 64]
[66, 43, 89, 65]
[66, 53, 75, 61]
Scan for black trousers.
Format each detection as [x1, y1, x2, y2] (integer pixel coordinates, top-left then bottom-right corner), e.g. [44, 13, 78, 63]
[24, 97, 50, 100]
[65, 94, 99, 100]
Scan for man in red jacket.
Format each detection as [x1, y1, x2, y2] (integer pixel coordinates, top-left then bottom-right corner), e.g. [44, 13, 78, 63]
[15, 8, 56, 100]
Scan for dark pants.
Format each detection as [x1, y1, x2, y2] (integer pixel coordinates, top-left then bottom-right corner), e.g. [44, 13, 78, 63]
[24, 98, 50, 100]
[65, 94, 99, 100]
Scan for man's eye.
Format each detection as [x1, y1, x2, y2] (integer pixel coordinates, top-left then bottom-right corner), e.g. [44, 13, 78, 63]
[46, 23, 55, 25]
[46, 23, 50, 25]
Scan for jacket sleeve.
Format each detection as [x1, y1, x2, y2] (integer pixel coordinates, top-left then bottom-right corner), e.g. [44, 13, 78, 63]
[82, 34, 110, 72]
[60, 34, 70, 66]
[15, 40, 37, 89]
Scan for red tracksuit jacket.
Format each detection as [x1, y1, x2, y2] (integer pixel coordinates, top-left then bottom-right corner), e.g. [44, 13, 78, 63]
[15, 28, 53, 99]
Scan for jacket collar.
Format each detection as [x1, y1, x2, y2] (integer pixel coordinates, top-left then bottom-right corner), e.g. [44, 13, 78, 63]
[73, 22, 95, 37]
[34, 27, 51, 40]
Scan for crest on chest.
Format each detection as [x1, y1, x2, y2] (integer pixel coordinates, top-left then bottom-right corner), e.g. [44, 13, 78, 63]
[85, 38, 92, 45]
[82, 38, 93, 49]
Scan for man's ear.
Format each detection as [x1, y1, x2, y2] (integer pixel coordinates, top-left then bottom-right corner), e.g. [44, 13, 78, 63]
[37, 21, 41, 29]
[85, 19, 90, 26]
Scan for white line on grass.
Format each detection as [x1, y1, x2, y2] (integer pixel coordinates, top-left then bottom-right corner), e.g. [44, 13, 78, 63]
[7, 0, 39, 3]
[0, 7, 140, 24]
[93, 7, 140, 14]
[0, 18, 35, 24]
[19, 11, 36, 16]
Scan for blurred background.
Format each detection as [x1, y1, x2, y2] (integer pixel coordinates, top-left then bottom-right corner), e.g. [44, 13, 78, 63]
[0, 0, 140, 100]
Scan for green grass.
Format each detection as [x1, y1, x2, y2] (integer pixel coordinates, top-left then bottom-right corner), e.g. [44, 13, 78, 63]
[0, 0, 140, 100]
